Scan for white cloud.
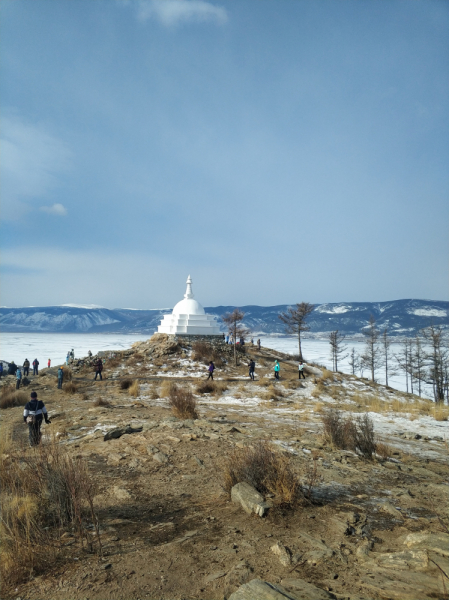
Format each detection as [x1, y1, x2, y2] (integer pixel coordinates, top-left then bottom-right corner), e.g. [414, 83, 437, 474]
[137, 0, 227, 26]
[40, 203, 68, 216]
[0, 113, 71, 220]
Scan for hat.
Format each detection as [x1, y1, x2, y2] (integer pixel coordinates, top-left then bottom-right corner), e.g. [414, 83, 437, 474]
[30, 392, 38, 398]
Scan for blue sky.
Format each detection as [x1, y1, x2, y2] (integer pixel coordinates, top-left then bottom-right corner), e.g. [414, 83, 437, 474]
[1, 0, 448, 308]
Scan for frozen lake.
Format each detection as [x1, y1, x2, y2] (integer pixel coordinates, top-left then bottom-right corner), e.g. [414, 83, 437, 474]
[0, 332, 430, 398]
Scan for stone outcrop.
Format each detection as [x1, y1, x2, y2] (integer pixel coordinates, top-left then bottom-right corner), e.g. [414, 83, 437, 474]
[231, 482, 270, 517]
[228, 578, 336, 600]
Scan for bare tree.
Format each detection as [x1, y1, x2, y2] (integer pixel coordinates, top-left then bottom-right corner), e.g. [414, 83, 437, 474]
[396, 338, 412, 394]
[380, 327, 397, 388]
[222, 309, 249, 366]
[361, 316, 382, 382]
[278, 302, 315, 361]
[412, 333, 426, 397]
[348, 347, 360, 375]
[328, 330, 348, 372]
[422, 325, 449, 403]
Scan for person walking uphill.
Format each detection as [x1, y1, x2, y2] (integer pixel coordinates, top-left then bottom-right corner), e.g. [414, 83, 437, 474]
[23, 359, 30, 376]
[274, 360, 280, 380]
[248, 359, 255, 381]
[32, 358, 39, 376]
[94, 358, 103, 381]
[207, 361, 215, 381]
[23, 391, 51, 446]
[57, 366, 64, 389]
[298, 361, 305, 379]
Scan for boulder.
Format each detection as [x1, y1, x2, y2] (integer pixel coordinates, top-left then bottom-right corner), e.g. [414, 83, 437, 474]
[271, 542, 292, 567]
[104, 425, 143, 441]
[403, 532, 449, 557]
[228, 579, 336, 600]
[231, 482, 270, 517]
[153, 452, 169, 463]
[375, 550, 428, 570]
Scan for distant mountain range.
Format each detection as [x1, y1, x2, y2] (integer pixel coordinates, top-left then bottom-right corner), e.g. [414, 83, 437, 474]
[0, 300, 447, 337]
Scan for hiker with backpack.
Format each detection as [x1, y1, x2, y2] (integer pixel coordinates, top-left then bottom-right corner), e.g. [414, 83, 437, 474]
[23, 359, 30, 376]
[94, 358, 103, 381]
[23, 391, 51, 446]
[32, 358, 39, 375]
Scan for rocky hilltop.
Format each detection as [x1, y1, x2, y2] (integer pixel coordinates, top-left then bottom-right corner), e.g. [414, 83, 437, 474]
[0, 298, 447, 336]
[1, 334, 447, 600]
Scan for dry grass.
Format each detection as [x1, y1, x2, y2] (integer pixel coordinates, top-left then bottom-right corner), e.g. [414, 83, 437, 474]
[159, 380, 175, 398]
[376, 442, 396, 460]
[63, 381, 77, 394]
[0, 386, 28, 409]
[262, 384, 285, 401]
[196, 380, 216, 395]
[433, 403, 449, 421]
[0, 437, 101, 588]
[168, 384, 198, 419]
[320, 369, 334, 382]
[221, 441, 301, 506]
[128, 380, 140, 397]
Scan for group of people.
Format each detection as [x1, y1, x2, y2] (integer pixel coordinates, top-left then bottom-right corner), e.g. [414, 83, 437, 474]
[224, 335, 261, 350]
[0, 358, 42, 389]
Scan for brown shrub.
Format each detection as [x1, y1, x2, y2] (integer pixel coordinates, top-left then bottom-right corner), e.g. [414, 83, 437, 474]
[0, 386, 28, 409]
[376, 442, 395, 460]
[61, 367, 73, 381]
[120, 378, 133, 390]
[262, 384, 285, 401]
[168, 385, 198, 419]
[0, 438, 101, 588]
[93, 398, 110, 407]
[63, 382, 77, 394]
[160, 380, 176, 398]
[196, 381, 216, 394]
[222, 441, 301, 506]
[321, 409, 377, 459]
[192, 341, 225, 368]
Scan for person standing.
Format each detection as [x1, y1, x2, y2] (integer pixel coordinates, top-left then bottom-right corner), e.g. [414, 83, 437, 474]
[8, 361, 17, 375]
[16, 368, 22, 389]
[66, 352, 70, 365]
[32, 358, 39, 375]
[0, 362, 3, 379]
[57, 366, 64, 389]
[23, 391, 51, 446]
[207, 361, 215, 381]
[94, 358, 103, 381]
[274, 360, 280, 380]
[298, 361, 305, 379]
[48, 358, 51, 369]
[23, 359, 30, 376]
[248, 359, 255, 381]
[257, 339, 261, 351]
[226, 335, 229, 344]
[88, 350, 92, 358]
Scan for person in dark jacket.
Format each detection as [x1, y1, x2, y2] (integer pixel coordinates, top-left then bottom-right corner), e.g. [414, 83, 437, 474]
[23, 359, 30, 376]
[8, 361, 17, 375]
[23, 391, 51, 446]
[207, 361, 215, 381]
[94, 359, 103, 381]
[32, 358, 39, 375]
[248, 359, 255, 381]
[0, 363, 3, 379]
[57, 366, 64, 389]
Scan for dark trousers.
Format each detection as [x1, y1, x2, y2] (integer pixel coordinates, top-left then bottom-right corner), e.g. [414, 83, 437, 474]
[207, 372, 214, 380]
[249, 370, 255, 380]
[33, 367, 38, 375]
[58, 378, 63, 389]
[28, 420, 42, 446]
[23, 368, 29, 376]
[16, 380, 21, 389]
[274, 371, 279, 380]
[299, 371, 305, 379]
[94, 370, 102, 380]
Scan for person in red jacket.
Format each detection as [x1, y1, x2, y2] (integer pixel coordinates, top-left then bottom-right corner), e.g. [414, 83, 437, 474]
[94, 358, 103, 381]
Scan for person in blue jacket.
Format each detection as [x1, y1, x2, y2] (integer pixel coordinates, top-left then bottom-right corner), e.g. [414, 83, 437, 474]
[274, 360, 280, 380]
[16, 368, 22, 389]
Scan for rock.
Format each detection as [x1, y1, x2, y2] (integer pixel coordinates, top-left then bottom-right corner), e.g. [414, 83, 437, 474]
[224, 560, 253, 588]
[403, 532, 449, 557]
[205, 571, 227, 583]
[355, 539, 373, 561]
[113, 487, 131, 500]
[146, 445, 159, 455]
[231, 482, 270, 517]
[281, 579, 338, 599]
[104, 425, 143, 441]
[376, 550, 428, 570]
[377, 501, 403, 519]
[305, 550, 333, 565]
[153, 452, 169, 463]
[271, 542, 292, 566]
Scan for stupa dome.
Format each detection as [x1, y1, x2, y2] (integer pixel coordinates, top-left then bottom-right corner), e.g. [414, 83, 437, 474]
[157, 276, 220, 336]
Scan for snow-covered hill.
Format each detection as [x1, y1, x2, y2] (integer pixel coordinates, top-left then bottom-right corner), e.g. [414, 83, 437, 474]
[0, 299, 447, 336]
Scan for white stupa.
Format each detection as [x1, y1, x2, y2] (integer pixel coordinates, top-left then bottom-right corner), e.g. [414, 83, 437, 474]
[157, 276, 220, 336]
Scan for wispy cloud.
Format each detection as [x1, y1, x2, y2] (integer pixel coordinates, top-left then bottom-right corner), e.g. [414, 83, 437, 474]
[136, 0, 227, 26]
[40, 203, 68, 216]
[0, 113, 71, 220]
